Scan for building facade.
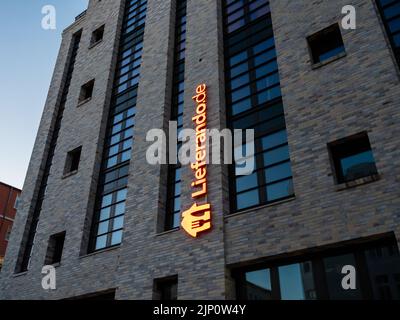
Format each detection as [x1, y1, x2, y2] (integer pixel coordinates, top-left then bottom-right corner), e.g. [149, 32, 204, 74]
[0, 182, 21, 271]
[1, 0, 400, 300]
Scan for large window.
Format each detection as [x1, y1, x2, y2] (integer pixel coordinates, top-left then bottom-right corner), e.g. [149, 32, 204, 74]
[376, 0, 400, 67]
[89, 0, 147, 252]
[234, 236, 400, 300]
[165, 0, 187, 230]
[223, 0, 294, 212]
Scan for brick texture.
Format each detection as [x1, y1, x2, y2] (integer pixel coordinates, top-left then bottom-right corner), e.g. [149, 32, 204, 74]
[1, 0, 399, 300]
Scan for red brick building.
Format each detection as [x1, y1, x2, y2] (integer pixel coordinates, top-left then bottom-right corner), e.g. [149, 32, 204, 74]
[0, 182, 21, 270]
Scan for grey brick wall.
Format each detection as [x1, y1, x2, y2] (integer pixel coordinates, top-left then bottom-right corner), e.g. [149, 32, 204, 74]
[225, 0, 400, 265]
[1, 0, 399, 300]
[0, 0, 125, 299]
[116, 0, 228, 300]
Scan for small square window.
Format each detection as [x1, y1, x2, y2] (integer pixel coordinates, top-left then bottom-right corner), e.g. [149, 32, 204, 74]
[78, 80, 95, 104]
[329, 132, 378, 184]
[90, 25, 105, 47]
[307, 24, 346, 64]
[64, 147, 82, 175]
[154, 276, 178, 300]
[45, 232, 66, 265]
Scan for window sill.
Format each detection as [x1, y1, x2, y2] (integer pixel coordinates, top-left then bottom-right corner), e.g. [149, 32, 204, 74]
[311, 52, 347, 70]
[13, 271, 28, 278]
[335, 174, 381, 191]
[51, 262, 61, 268]
[77, 97, 92, 107]
[79, 245, 120, 259]
[225, 196, 296, 220]
[62, 170, 78, 179]
[89, 39, 103, 50]
[155, 227, 180, 237]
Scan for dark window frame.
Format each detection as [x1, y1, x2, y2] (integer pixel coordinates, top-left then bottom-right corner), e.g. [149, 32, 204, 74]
[154, 275, 178, 300]
[90, 24, 105, 47]
[44, 231, 66, 265]
[307, 23, 346, 65]
[78, 79, 95, 104]
[223, 0, 294, 213]
[328, 132, 378, 184]
[65, 289, 116, 300]
[88, 0, 148, 253]
[165, 0, 187, 231]
[233, 235, 399, 300]
[64, 146, 82, 175]
[376, 0, 400, 68]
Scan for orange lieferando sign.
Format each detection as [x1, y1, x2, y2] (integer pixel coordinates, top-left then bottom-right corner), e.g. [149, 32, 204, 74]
[181, 84, 212, 238]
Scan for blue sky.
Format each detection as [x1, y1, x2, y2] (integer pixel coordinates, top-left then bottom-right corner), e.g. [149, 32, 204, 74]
[0, 1, 88, 189]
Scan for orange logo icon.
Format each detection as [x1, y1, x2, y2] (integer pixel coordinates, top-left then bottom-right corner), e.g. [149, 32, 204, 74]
[181, 203, 211, 238]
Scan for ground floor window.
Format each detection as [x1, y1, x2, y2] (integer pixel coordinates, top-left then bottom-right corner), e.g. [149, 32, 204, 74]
[234, 235, 400, 300]
[66, 289, 116, 300]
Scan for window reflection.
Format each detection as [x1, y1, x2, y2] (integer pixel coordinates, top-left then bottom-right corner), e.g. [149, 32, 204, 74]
[90, 0, 147, 252]
[224, 0, 295, 212]
[236, 240, 400, 300]
[340, 150, 376, 182]
[329, 132, 378, 184]
[245, 269, 273, 300]
[307, 24, 346, 64]
[366, 245, 400, 300]
[323, 254, 362, 300]
[278, 262, 316, 300]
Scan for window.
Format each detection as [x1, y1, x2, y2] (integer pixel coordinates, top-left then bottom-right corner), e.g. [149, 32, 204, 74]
[239, 263, 316, 300]
[165, 0, 187, 231]
[16, 29, 82, 273]
[278, 262, 317, 300]
[67, 290, 116, 300]
[329, 132, 378, 184]
[89, 0, 148, 253]
[323, 254, 362, 299]
[78, 79, 95, 103]
[92, 188, 126, 251]
[376, 0, 400, 67]
[90, 25, 105, 46]
[235, 236, 400, 300]
[14, 195, 20, 210]
[307, 24, 346, 64]
[366, 244, 400, 300]
[223, 0, 294, 212]
[44, 232, 66, 265]
[64, 147, 82, 175]
[5, 225, 12, 241]
[244, 268, 274, 300]
[154, 276, 178, 300]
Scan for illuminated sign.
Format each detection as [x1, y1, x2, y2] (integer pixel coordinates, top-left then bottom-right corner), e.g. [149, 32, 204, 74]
[181, 84, 212, 238]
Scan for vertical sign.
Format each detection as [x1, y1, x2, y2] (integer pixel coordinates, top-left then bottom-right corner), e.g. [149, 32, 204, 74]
[181, 84, 212, 237]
